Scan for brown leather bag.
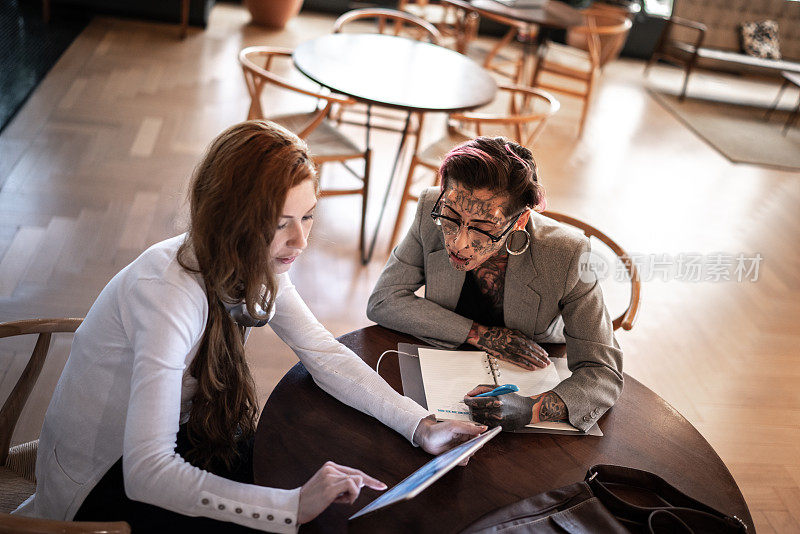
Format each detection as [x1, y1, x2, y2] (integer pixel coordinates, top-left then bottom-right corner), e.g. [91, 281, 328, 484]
[461, 465, 748, 534]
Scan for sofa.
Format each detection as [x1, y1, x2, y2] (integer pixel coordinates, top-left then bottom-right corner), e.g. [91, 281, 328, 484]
[646, 0, 800, 99]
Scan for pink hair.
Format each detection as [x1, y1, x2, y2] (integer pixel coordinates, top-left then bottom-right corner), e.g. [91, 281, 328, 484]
[439, 144, 496, 191]
[437, 137, 547, 212]
[504, 144, 546, 210]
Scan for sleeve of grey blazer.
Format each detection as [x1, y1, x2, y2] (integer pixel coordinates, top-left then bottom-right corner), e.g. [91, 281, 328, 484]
[367, 195, 473, 347]
[551, 237, 624, 431]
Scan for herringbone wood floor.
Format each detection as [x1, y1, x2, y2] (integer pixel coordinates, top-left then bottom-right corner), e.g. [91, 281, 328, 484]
[1, 5, 799, 532]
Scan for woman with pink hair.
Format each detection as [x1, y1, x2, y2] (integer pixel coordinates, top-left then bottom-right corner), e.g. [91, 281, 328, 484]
[368, 136, 622, 433]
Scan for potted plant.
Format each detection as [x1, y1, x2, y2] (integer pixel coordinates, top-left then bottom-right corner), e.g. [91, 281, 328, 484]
[244, 0, 304, 29]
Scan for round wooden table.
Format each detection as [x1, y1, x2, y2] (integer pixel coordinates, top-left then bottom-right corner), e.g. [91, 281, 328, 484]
[253, 326, 753, 533]
[293, 33, 497, 113]
[292, 34, 497, 263]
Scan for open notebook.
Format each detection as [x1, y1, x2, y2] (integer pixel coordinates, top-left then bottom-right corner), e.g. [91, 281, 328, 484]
[416, 347, 593, 434]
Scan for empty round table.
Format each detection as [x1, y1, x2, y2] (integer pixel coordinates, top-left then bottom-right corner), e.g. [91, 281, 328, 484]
[292, 33, 497, 263]
[293, 33, 497, 113]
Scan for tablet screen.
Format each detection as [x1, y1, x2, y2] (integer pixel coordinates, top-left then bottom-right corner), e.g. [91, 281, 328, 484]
[349, 426, 501, 520]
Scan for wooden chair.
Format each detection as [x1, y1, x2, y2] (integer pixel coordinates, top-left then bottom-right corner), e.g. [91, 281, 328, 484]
[0, 513, 130, 534]
[333, 7, 442, 45]
[540, 212, 641, 331]
[239, 46, 373, 261]
[531, 11, 632, 136]
[331, 7, 442, 168]
[565, 4, 633, 69]
[0, 319, 81, 514]
[388, 84, 560, 249]
[476, 10, 540, 83]
[397, 0, 479, 53]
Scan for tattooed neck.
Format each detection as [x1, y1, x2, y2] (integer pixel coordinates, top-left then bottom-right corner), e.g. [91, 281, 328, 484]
[472, 253, 508, 310]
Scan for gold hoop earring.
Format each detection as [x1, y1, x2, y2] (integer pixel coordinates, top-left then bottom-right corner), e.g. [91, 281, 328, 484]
[505, 229, 530, 256]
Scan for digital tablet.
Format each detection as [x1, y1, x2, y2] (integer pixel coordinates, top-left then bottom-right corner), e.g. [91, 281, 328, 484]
[349, 425, 502, 520]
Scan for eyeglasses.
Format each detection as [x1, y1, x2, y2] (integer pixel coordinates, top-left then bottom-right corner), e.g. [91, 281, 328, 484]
[430, 190, 524, 245]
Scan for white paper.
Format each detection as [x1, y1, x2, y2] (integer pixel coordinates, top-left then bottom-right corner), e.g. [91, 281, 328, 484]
[418, 348, 495, 421]
[417, 348, 587, 432]
[491, 357, 562, 398]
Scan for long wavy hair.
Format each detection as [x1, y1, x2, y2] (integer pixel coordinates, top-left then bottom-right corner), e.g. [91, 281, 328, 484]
[177, 120, 317, 471]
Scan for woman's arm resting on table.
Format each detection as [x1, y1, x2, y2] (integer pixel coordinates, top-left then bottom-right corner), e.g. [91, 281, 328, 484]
[269, 274, 433, 445]
[551, 238, 624, 432]
[463, 385, 567, 431]
[466, 322, 551, 370]
[270, 275, 489, 456]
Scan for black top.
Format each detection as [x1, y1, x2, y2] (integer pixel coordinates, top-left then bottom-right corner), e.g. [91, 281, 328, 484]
[455, 272, 505, 327]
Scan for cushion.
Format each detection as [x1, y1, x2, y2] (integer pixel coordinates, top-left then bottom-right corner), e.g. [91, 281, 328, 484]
[5, 440, 38, 483]
[740, 20, 781, 60]
[0, 467, 36, 513]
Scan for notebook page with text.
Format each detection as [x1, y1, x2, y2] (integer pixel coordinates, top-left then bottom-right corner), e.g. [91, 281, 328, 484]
[418, 348, 496, 421]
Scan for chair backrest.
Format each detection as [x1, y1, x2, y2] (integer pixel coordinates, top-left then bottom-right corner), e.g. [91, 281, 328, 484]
[539, 212, 641, 331]
[397, 0, 430, 7]
[0, 318, 82, 465]
[567, 11, 632, 68]
[0, 512, 130, 534]
[238, 46, 354, 137]
[333, 8, 443, 45]
[450, 84, 560, 146]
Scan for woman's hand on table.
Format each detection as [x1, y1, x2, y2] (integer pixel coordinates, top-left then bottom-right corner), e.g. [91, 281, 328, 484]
[463, 385, 568, 431]
[413, 415, 487, 464]
[466, 323, 551, 370]
[298, 461, 386, 524]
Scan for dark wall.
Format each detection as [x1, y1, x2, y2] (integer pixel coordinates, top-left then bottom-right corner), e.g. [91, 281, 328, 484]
[53, 0, 216, 26]
[302, 0, 396, 15]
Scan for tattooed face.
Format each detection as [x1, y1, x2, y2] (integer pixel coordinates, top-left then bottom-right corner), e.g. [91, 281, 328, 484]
[439, 185, 513, 271]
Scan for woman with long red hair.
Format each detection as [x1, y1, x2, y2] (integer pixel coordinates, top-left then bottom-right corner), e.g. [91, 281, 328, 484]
[15, 121, 484, 532]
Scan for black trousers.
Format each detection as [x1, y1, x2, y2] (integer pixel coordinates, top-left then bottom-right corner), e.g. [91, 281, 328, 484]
[74, 426, 262, 533]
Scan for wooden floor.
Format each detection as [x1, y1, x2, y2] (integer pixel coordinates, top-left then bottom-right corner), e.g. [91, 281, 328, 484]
[1, 5, 799, 532]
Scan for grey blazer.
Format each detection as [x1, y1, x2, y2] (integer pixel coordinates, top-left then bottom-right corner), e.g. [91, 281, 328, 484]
[367, 187, 623, 431]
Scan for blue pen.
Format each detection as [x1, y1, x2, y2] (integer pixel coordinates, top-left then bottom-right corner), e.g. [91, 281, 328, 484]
[475, 384, 519, 397]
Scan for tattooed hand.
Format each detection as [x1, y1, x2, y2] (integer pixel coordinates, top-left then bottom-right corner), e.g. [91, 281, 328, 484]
[466, 323, 551, 370]
[463, 386, 568, 431]
[463, 386, 534, 430]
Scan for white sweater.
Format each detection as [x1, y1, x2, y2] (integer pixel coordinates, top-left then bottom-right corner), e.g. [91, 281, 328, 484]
[17, 235, 430, 532]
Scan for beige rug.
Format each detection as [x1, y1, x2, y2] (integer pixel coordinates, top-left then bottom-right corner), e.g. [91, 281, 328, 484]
[649, 90, 800, 171]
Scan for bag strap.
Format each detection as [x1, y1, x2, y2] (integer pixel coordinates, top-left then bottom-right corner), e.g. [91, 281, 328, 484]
[585, 465, 748, 533]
